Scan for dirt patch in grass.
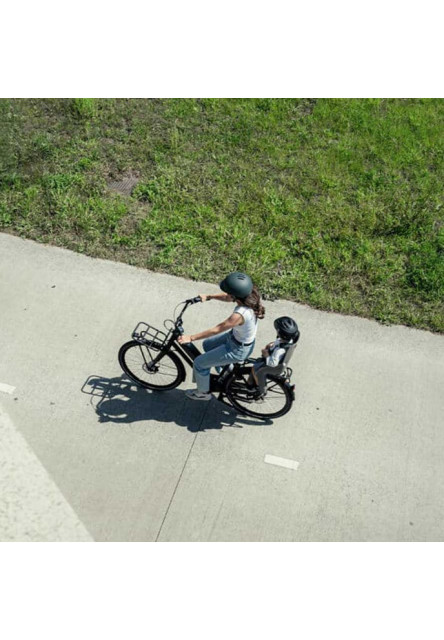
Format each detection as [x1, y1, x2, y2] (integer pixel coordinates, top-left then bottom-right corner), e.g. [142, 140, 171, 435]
[107, 172, 140, 196]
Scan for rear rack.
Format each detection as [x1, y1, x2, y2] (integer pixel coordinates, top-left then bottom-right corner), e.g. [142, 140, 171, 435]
[132, 322, 172, 348]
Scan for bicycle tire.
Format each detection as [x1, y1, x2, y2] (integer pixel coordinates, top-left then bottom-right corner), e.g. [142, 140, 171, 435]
[118, 340, 185, 391]
[224, 373, 293, 419]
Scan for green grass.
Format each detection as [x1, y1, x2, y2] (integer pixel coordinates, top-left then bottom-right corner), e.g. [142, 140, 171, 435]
[0, 98, 443, 332]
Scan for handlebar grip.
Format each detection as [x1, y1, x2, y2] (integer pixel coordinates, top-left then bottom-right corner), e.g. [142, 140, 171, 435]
[183, 296, 203, 305]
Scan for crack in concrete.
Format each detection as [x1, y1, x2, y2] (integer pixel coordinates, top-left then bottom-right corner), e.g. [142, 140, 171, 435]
[155, 405, 208, 542]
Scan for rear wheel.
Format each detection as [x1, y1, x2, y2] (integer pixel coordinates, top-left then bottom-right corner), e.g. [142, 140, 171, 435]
[118, 340, 185, 390]
[225, 373, 293, 419]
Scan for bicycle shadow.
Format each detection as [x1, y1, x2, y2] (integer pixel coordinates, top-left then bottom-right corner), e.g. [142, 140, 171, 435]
[81, 375, 272, 432]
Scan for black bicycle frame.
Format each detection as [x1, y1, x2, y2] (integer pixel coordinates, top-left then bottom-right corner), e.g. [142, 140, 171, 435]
[140, 299, 203, 371]
[136, 299, 280, 396]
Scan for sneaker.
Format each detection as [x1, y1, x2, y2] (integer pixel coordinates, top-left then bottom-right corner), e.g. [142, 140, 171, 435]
[185, 390, 212, 401]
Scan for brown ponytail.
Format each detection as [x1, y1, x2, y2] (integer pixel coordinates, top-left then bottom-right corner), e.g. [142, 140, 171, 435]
[236, 285, 265, 319]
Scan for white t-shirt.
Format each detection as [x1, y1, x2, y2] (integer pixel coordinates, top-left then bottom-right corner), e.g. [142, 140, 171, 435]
[266, 338, 293, 367]
[232, 305, 257, 344]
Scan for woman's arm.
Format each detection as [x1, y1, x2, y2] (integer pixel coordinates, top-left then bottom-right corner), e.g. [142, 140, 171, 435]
[178, 312, 243, 344]
[199, 293, 233, 302]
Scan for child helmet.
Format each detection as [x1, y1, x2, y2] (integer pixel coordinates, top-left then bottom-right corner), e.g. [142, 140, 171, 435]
[274, 316, 300, 341]
[219, 272, 253, 299]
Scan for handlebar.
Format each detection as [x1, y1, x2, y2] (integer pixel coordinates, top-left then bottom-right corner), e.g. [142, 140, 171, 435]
[172, 296, 202, 327]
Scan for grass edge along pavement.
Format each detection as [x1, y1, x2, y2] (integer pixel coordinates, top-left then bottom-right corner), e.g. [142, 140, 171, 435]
[0, 98, 443, 333]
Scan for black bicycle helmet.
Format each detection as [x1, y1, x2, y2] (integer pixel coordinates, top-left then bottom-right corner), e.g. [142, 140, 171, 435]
[219, 272, 253, 299]
[274, 316, 300, 342]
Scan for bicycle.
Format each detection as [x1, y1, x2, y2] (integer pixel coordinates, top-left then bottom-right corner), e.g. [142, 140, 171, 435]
[118, 297, 296, 420]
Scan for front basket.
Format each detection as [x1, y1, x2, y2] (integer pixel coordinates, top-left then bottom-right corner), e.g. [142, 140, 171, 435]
[132, 322, 171, 348]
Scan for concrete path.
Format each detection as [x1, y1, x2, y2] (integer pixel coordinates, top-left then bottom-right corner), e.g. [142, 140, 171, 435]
[1, 232, 443, 541]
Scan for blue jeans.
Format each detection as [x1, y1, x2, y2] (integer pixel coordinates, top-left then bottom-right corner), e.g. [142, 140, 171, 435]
[193, 332, 255, 393]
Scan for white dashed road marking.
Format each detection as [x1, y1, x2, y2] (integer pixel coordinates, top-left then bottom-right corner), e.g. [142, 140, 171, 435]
[0, 382, 15, 395]
[264, 454, 300, 471]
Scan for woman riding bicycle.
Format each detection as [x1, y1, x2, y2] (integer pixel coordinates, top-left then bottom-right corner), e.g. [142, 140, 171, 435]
[178, 272, 265, 401]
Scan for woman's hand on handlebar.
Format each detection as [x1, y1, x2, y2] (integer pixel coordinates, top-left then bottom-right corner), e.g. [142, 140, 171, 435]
[178, 335, 193, 344]
[185, 296, 203, 304]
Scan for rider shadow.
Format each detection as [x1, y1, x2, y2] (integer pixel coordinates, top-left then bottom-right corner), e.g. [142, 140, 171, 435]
[81, 375, 272, 432]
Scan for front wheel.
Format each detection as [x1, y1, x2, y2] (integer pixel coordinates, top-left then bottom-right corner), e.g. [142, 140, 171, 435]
[225, 373, 293, 419]
[118, 340, 185, 390]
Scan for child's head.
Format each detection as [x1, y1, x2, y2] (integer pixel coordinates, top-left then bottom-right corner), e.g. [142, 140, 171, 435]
[274, 316, 300, 342]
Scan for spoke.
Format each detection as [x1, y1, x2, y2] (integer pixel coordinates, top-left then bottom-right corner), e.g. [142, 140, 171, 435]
[127, 355, 177, 373]
[124, 344, 180, 388]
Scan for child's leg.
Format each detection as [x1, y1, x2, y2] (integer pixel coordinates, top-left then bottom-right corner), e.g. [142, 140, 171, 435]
[255, 364, 284, 395]
[248, 359, 265, 387]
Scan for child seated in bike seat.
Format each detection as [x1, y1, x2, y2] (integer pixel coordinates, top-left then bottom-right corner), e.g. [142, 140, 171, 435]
[249, 316, 300, 398]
